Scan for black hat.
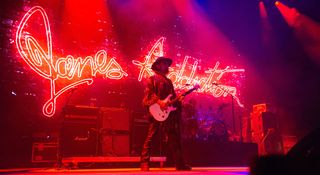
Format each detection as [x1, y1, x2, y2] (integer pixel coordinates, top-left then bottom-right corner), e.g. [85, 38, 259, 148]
[151, 57, 172, 71]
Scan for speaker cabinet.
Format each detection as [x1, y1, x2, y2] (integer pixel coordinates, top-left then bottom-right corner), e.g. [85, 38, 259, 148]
[101, 133, 130, 156]
[251, 112, 283, 155]
[61, 115, 98, 157]
[101, 107, 130, 131]
[287, 128, 320, 157]
[100, 108, 130, 156]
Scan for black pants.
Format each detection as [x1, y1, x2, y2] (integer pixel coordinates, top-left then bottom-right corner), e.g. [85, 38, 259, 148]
[140, 116, 184, 167]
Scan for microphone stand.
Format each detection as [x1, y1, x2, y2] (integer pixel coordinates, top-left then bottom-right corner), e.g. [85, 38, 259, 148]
[213, 83, 242, 142]
[56, 88, 77, 169]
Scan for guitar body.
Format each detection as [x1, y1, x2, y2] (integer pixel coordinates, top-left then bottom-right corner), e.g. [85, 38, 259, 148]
[149, 94, 177, 122]
[149, 84, 200, 122]
[149, 103, 177, 122]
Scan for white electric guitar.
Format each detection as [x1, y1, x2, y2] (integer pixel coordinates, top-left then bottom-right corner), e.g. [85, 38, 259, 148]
[149, 84, 200, 121]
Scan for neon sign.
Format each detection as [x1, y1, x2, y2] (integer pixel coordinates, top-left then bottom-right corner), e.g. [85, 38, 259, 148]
[132, 37, 245, 107]
[15, 6, 245, 117]
[16, 6, 127, 117]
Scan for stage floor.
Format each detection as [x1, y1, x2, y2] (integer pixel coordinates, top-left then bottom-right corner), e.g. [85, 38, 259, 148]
[0, 167, 249, 175]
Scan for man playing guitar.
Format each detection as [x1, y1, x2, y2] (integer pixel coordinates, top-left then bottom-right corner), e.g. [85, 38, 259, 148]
[140, 56, 192, 171]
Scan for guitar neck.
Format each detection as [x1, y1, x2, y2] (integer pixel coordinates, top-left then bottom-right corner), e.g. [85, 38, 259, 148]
[169, 87, 198, 105]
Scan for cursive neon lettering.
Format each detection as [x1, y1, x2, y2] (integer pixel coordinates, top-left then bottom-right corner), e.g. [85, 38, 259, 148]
[16, 6, 127, 117]
[133, 38, 245, 107]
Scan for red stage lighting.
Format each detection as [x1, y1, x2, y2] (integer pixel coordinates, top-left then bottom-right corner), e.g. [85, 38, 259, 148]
[274, 1, 299, 26]
[259, 1, 268, 19]
[259, 1, 272, 45]
[60, 0, 112, 54]
[275, 1, 320, 65]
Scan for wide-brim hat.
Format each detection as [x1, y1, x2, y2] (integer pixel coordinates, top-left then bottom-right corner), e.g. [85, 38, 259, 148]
[151, 57, 172, 71]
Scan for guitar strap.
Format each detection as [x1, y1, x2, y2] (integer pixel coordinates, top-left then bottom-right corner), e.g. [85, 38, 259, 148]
[151, 75, 158, 95]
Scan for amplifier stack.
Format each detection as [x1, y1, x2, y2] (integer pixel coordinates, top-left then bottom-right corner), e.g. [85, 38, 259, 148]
[100, 107, 130, 156]
[60, 105, 100, 157]
[59, 105, 131, 157]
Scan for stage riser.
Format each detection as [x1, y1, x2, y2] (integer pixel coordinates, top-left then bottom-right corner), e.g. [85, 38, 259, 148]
[182, 141, 258, 166]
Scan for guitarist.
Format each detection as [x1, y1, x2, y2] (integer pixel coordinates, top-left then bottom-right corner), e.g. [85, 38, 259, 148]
[140, 57, 191, 171]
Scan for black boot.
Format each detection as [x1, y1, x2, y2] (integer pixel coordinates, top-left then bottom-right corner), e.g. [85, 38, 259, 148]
[140, 162, 150, 171]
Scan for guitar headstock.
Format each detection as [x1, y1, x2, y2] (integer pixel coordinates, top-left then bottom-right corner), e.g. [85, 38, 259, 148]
[181, 83, 201, 96]
[193, 84, 201, 90]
